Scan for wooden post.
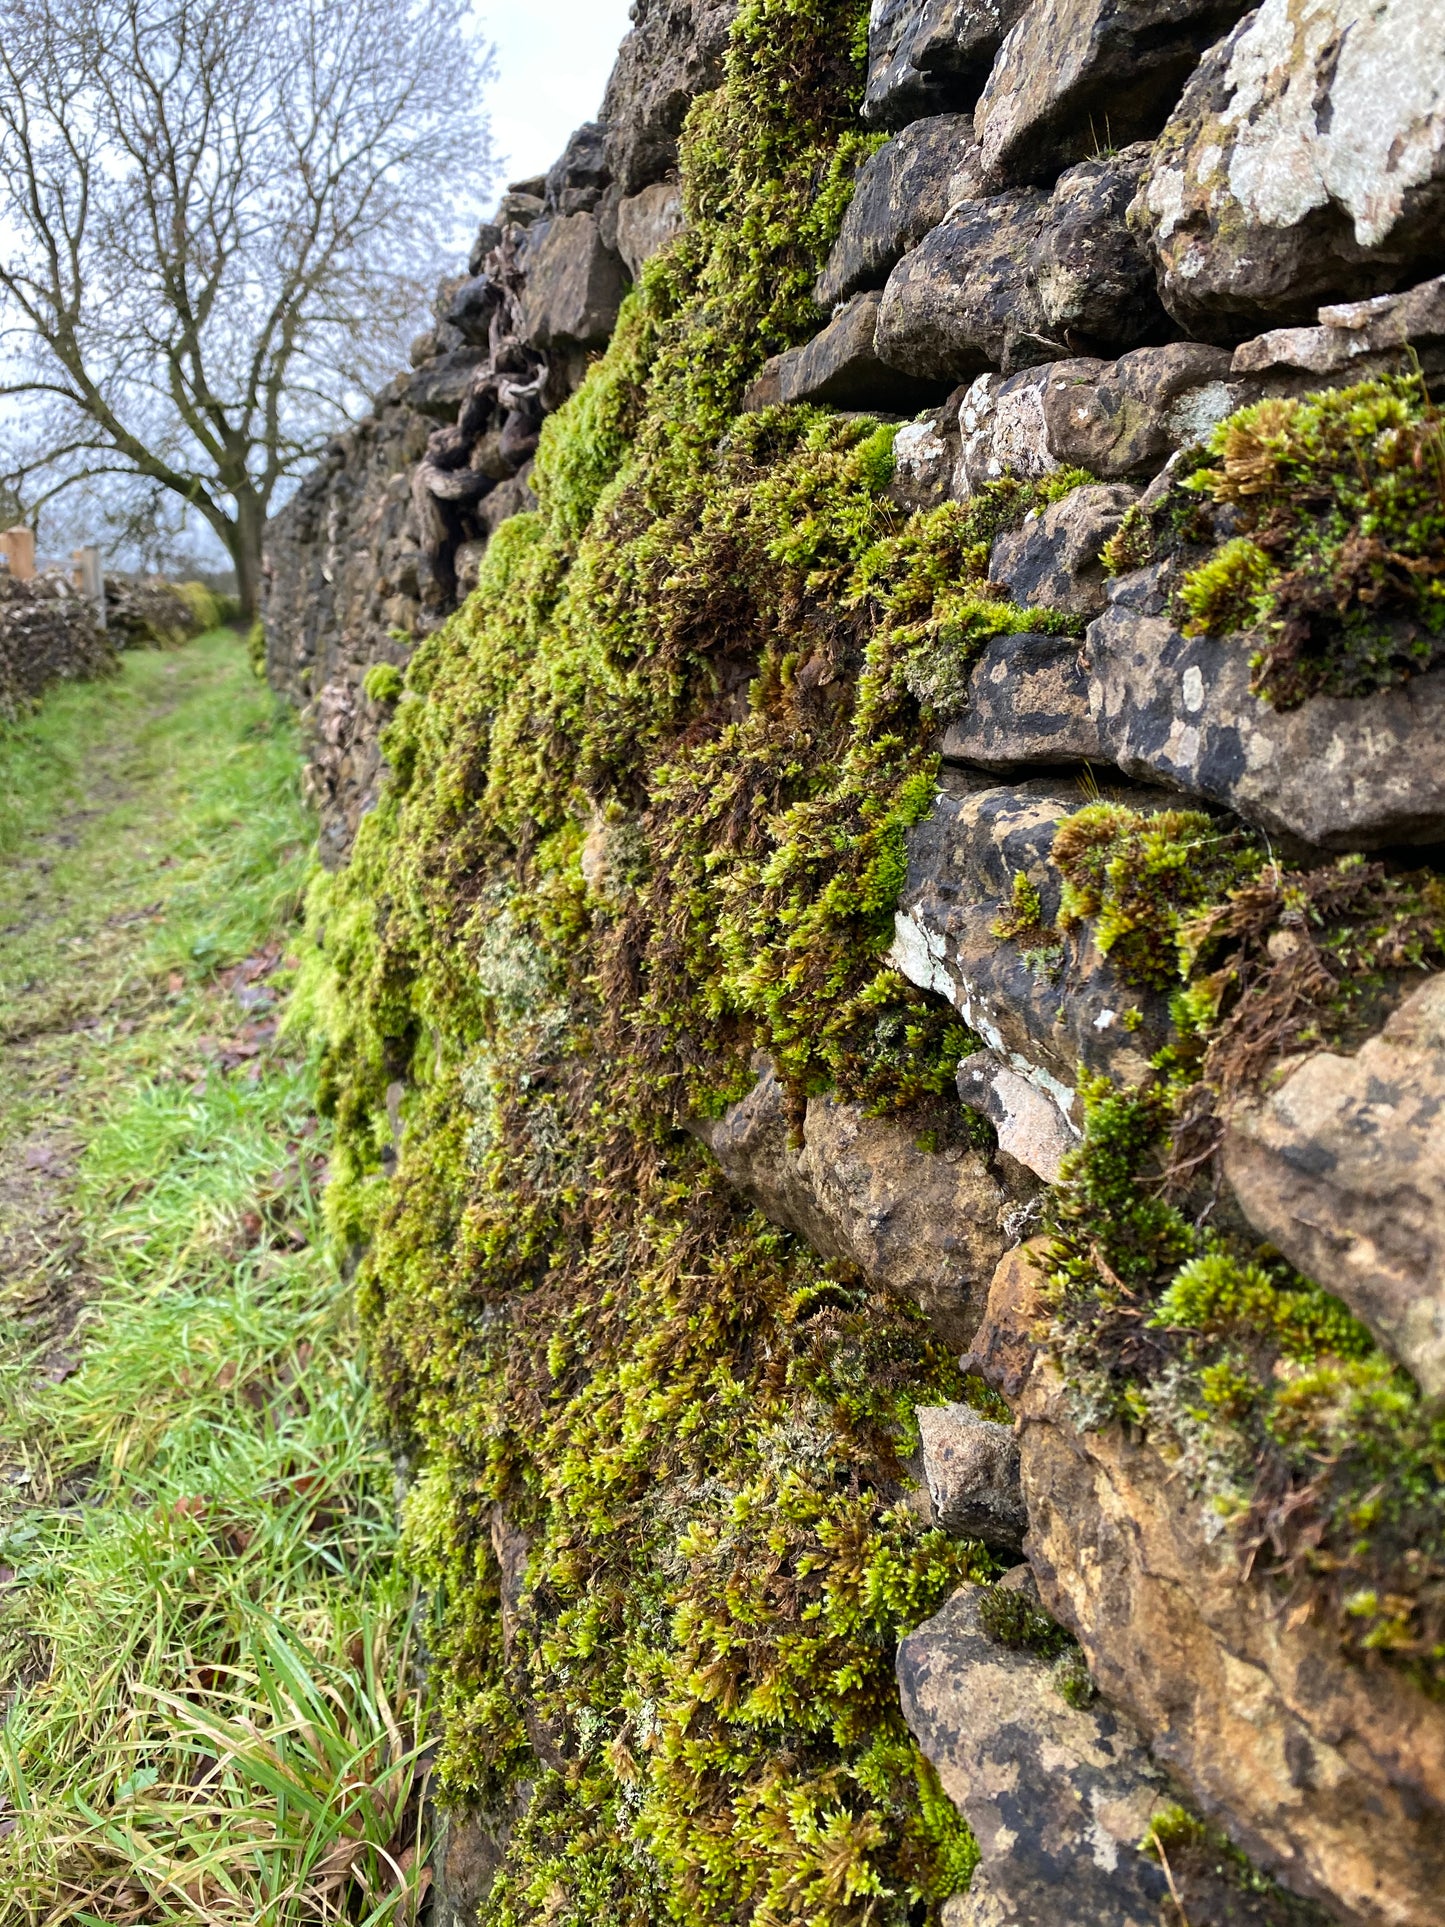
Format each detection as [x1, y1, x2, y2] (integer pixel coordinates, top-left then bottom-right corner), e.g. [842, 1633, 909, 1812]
[72, 545, 106, 626]
[0, 527, 36, 581]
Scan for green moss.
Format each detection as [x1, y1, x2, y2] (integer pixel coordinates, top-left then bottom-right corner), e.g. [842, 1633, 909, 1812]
[1179, 375, 1445, 706]
[363, 660, 405, 705]
[1050, 802, 1262, 991]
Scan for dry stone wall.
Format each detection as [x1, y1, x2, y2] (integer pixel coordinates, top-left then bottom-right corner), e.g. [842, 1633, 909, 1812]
[270, 1, 1445, 1921]
[0, 571, 115, 721]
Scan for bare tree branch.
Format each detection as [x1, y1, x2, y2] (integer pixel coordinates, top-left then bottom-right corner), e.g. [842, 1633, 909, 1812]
[0, 0, 494, 611]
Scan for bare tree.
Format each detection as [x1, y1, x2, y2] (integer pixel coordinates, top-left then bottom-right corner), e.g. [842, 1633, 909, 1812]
[0, 0, 494, 614]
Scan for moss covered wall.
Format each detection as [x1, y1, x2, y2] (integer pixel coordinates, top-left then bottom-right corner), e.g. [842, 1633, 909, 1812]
[284, 1, 1445, 1921]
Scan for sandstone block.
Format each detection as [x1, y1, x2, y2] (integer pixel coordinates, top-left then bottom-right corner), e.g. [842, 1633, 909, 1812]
[974, 0, 1251, 184]
[917, 1404, 1027, 1549]
[1018, 1358, 1445, 1925]
[863, 0, 1027, 127]
[875, 152, 1160, 383]
[898, 1583, 1175, 1925]
[1223, 973, 1445, 1398]
[1133, 0, 1445, 338]
[816, 115, 983, 308]
[1232, 274, 1445, 390]
[988, 481, 1137, 619]
[691, 1059, 1010, 1348]
[615, 180, 686, 279]
[959, 1241, 1050, 1403]
[521, 213, 629, 351]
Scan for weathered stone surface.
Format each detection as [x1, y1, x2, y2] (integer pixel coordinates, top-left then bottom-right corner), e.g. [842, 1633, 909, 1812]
[615, 180, 686, 279]
[1232, 274, 1445, 389]
[943, 629, 1099, 779]
[917, 1404, 1026, 1548]
[989, 482, 1137, 619]
[601, 0, 737, 195]
[763, 291, 950, 412]
[1134, 0, 1445, 338]
[958, 1046, 1082, 1182]
[888, 412, 960, 510]
[1078, 564, 1445, 849]
[955, 341, 1245, 493]
[959, 1241, 1049, 1405]
[975, 0, 1252, 184]
[863, 0, 1027, 128]
[875, 151, 1161, 382]
[889, 778, 1172, 1135]
[817, 114, 982, 308]
[400, 345, 491, 419]
[520, 213, 629, 350]
[898, 1583, 1175, 1926]
[691, 1059, 1010, 1349]
[1019, 1358, 1445, 1926]
[545, 122, 610, 218]
[1223, 973, 1445, 1398]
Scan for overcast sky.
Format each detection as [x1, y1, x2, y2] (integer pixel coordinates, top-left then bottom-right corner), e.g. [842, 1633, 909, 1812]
[475, 1, 637, 193]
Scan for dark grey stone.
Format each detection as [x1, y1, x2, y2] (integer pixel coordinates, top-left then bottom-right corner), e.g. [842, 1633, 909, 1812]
[601, 0, 737, 195]
[765, 292, 952, 413]
[520, 213, 629, 351]
[874, 151, 1160, 382]
[1080, 565, 1445, 850]
[942, 630, 1102, 773]
[545, 121, 610, 217]
[898, 1584, 1175, 1927]
[863, 0, 1027, 128]
[817, 115, 982, 308]
[988, 482, 1138, 619]
[975, 0, 1254, 185]
[400, 346, 490, 420]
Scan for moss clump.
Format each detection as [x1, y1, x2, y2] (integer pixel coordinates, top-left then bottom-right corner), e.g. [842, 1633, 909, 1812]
[1178, 375, 1445, 706]
[363, 660, 405, 705]
[1050, 802, 1263, 992]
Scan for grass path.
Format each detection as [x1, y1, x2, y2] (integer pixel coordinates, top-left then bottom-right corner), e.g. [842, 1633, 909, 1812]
[0, 637, 430, 1924]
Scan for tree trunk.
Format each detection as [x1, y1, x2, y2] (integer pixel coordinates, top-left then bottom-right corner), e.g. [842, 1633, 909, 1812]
[227, 490, 267, 622]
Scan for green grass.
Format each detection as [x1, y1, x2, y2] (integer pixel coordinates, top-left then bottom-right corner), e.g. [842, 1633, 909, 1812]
[0, 636, 429, 1924]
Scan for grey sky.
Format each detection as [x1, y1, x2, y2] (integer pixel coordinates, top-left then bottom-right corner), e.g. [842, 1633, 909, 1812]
[475, 1, 636, 193]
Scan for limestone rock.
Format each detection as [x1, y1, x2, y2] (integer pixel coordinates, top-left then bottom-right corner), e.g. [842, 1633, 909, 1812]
[816, 115, 983, 308]
[942, 630, 1100, 778]
[888, 412, 960, 510]
[889, 778, 1172, 1135]
[691, 1059, 1010, 1348]
[957, 1047, 1082, 1183]
[955, 342, 1245, 493]
[917, 1404, 1026, 1549]
[545, 122, 610, 218]
[863, 0, 1027, 127]
[1133, 0, 1445, 338]
[974, 0, 1252, 185]
[602, 0, 737, 195]
[1079, 565, 1445, 850]
[615, 180, 686, 279]
[1019, 1358, 1445, 1925]
[1232, 274, 1445, 390]
[988, 482, 1138, 619]
[761, 291, 949, 412]
[897, 1583, 1175, 1925]
[401, 346, 490, 420]
[521, 213, 629, 350]
[875, 152, 1161, 383]
[1223, 973, 1445, 1397]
